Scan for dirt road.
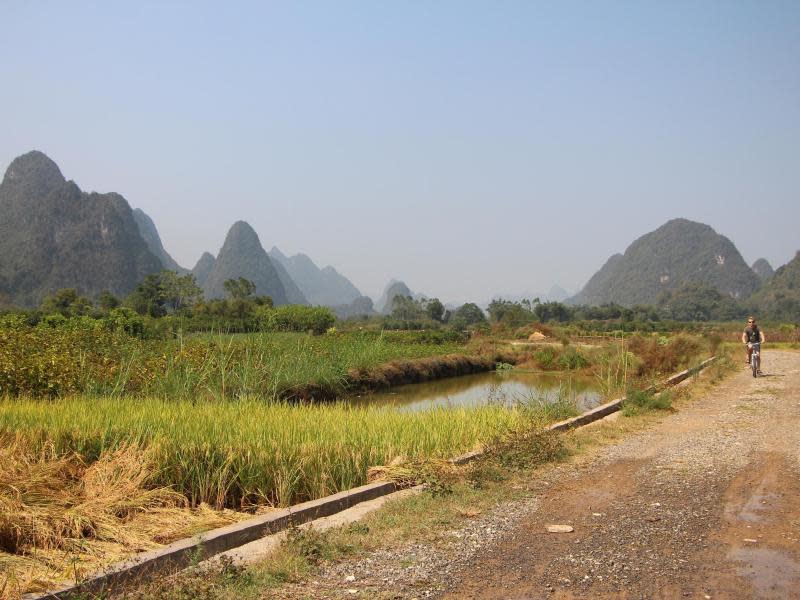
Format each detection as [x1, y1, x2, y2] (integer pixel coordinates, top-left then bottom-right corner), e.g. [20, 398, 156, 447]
[444, 350, 800, 599]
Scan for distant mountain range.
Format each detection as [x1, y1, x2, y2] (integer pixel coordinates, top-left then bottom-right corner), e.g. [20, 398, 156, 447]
[568, 219, 761, 307]
[268, 247, 361, 307]
[0, 151, 367, 309]
[0, 152, 795, 319]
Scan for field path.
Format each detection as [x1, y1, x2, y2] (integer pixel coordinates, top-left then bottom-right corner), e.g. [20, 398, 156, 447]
[442, 350, 800, 599]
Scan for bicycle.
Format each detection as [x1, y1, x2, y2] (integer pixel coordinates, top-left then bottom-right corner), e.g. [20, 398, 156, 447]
[748, 342, 761, 378]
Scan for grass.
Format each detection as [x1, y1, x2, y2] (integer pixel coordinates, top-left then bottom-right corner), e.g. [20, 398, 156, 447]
[0, 328, 472, 401]
[0, 394, 574, 599]
[0, 326, 719, 599]
[621, 388, 673, 416]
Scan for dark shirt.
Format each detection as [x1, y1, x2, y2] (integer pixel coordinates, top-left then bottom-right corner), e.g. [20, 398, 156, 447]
[744, 325, 761, 344]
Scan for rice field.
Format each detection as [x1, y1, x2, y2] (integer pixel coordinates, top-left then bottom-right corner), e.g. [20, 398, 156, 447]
[0, 395, 550, 509]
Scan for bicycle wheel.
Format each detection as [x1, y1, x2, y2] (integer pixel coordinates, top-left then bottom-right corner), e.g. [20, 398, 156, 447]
[752, 353, 759, 378]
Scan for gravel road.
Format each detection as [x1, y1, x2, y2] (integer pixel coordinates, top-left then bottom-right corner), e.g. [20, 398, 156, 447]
[275, 351, 800, 600]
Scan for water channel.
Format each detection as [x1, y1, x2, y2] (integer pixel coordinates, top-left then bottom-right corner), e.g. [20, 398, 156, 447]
[351, 370, 602, 412]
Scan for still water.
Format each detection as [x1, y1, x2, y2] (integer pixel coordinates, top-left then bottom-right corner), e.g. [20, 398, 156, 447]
[351, 370, 602, 412]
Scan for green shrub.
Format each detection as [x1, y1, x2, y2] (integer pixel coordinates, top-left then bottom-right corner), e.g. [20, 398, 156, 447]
[103, 307, 145, 337]
[622, 388, 673, 416]
[557, 347, 589, 370]
[533, 347, 556, 369]
[259, 305, 336, 335]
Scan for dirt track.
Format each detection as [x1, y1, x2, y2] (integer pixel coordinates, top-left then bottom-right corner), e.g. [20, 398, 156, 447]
[443, 350, 800, 599]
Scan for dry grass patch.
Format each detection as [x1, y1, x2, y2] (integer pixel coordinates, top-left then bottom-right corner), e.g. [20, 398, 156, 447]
[0, 438, 241, 600]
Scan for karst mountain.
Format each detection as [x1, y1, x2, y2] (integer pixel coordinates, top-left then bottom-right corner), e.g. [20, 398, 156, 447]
[751, 258, 775, 282]
[569, 218, 761, 307]
[748, 252, 800, 321]
[0, 151, 162, 306]
[201, 221, 289, 304]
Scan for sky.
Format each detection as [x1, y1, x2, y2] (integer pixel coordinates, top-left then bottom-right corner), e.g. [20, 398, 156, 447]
[1, 1, 798, 304]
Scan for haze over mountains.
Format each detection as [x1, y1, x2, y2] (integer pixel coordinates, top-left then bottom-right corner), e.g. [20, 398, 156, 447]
[751, 258, 775, 282]
[0, 151, 796, 317]
[268, 247, 362, 307]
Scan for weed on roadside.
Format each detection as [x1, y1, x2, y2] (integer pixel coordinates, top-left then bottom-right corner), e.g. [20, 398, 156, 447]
[621, 388, 673, 417]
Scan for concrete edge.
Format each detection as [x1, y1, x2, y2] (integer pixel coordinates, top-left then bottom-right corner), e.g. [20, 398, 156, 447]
[23, 480, 398, 600]
[25, 356, 718, 599]
[452, 355, 718, 462]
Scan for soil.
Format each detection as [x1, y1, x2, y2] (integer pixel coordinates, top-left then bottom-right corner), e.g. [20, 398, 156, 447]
[445, 350, 800, 600]
[276, 350, 800, 599]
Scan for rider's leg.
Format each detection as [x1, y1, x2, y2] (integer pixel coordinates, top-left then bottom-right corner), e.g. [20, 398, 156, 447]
[746, 345, 753, 365]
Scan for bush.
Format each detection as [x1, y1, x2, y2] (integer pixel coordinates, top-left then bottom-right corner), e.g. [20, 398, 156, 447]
[557, 347, 589, 370]
[260, 305, 336, 335]
[532, 347, 557, 369]
[627, 333, 702, 375]
[103, 307, 145, 337]
[622, 388, 673, 416]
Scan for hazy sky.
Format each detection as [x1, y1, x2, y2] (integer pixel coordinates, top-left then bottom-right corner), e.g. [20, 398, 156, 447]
[1, 2, 798, 304]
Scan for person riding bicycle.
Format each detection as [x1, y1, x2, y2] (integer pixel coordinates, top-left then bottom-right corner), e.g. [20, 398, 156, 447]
[742, 316, 765, 371]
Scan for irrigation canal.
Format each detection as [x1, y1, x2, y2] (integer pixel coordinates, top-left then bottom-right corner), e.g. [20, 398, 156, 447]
[350, 370, 602, 412]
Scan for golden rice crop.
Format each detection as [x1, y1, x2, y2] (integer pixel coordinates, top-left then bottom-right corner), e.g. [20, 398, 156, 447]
[1, 396, 534, 509]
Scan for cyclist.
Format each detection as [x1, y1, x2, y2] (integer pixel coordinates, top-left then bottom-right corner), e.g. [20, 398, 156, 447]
[742, 316, 765, 372]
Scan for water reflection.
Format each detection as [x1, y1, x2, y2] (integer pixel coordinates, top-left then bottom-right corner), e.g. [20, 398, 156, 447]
[350, 370, 602, 412]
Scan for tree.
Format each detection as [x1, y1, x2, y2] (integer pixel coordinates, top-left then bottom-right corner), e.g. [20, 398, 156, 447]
[161, 271, 203, 313]
[533, 301, 573, 323]
[449, 303, 486, 329]
[425, 298, 445, 322]
[125, 274, 167, 317]
[97, 290, 120, 312]
[391, 295, 425, 321]
[224, 277, 256, 300]
[40, 288, 93, 317]
[487, 299, 535, 328]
